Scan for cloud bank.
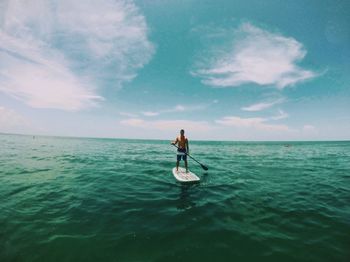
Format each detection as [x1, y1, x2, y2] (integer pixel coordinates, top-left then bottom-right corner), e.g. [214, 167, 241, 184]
[0, 0, 154, 110]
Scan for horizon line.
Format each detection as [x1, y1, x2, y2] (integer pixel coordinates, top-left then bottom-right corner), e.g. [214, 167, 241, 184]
[1, 132, 349, 143]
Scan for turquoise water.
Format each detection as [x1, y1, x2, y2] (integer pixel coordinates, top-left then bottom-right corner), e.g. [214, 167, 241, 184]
[1, 134, 349, 261]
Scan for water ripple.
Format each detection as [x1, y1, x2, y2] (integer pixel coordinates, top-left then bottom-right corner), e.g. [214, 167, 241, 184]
[1, 135, 350, 261]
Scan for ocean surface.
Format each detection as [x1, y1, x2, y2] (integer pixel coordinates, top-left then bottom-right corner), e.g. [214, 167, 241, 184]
[1, 134, 349, 262]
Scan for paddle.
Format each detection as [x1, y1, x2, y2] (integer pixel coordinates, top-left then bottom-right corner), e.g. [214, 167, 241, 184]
[171, 144, 208, 171]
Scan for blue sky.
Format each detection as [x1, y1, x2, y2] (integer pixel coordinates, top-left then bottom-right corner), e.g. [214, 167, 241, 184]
[0, 0, 349, 140]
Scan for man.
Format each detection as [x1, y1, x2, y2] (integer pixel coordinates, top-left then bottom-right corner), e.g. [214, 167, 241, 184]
[171, 129, 189, 172]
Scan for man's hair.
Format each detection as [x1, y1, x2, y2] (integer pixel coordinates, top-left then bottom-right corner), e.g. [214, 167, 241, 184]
[180, 129, 185, 133]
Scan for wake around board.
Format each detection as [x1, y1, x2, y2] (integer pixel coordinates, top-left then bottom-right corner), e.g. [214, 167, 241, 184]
[172, 167, 200, 183]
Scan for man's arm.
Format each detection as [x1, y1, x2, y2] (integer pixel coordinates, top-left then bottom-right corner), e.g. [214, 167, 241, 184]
[171, 137, 178, 145]
[186, 139, 189, 154]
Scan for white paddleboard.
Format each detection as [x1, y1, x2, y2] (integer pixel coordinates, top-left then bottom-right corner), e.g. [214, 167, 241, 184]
[172, 167, 200, 183]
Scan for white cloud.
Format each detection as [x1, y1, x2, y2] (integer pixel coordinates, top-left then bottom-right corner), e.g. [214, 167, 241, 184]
[119, 112, 139, 118]
[165, 104, 205, 113]
[194, 23, 317, 89]
[0, 0, 154, 110]
[216, 116, 290, 132]
[241, 98, 285, 111]
[270, 109, 289, 120]
[142, 111, 160, 117]
[120, 118, 212, 131]
[173, 105, 186, 112]
[139, 104, 206, 117]
[120, 118, 145, 127]
[0, 43, 102, 110]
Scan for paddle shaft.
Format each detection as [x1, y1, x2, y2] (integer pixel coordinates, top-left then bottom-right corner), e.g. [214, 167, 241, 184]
[172, 144, 208, 170]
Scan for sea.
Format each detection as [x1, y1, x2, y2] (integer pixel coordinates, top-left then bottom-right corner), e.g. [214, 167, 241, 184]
[1, 133, 349, 262]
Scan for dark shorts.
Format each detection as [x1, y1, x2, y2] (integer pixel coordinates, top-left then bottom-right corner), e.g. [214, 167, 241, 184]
[177, 148, 187, 161]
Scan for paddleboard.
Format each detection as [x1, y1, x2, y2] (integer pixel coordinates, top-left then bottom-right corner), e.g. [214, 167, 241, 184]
[172, 167, 200, 183]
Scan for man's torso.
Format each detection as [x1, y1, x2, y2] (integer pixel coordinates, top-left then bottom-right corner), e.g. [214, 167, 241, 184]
[177, 135, 187, 149]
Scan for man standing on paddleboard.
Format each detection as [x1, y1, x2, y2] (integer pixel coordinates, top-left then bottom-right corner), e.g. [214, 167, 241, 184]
[171, 129, 189, 172]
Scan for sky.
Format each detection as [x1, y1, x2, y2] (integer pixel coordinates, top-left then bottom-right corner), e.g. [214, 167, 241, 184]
[0, 0, 349, 141]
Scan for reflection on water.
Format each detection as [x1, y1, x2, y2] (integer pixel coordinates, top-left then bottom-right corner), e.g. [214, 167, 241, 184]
[176, 183, 199, 210]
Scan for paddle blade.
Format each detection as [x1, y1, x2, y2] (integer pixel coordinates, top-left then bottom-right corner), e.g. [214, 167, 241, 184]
[201, 164, 209, 171]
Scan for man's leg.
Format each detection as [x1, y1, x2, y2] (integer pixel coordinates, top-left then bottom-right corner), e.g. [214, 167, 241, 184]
[176, 154, 181, 171]
[185, 160, 188, 173]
